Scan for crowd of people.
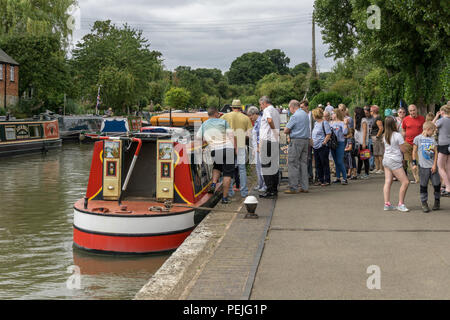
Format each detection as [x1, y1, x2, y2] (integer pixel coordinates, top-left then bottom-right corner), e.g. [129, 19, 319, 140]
[196, 96, 450, 215]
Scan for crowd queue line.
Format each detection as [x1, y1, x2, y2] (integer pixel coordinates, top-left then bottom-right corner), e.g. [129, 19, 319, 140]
[196, 97, 450, 214]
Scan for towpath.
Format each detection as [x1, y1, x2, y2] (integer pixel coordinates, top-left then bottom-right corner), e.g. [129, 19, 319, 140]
[185, 175, 450, 299]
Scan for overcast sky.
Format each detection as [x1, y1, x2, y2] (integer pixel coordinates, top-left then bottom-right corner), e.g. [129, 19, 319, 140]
[71, 0, 336, 73]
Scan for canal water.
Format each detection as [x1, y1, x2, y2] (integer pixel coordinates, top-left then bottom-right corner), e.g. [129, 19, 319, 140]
[0, 143, 169, 300]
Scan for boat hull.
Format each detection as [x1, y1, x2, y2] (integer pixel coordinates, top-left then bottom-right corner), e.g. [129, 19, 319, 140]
[73, 207, 196, 254]
[0, 138, 62, 157]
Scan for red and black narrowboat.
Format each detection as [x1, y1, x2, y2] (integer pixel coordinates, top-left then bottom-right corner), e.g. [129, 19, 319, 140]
[73, 122, 221, 254]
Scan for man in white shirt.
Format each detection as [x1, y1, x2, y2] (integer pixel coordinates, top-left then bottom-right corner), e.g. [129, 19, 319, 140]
[258, 96, 281, 198]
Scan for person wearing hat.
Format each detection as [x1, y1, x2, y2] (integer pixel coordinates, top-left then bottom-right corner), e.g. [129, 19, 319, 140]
[221, 99, 253, 198]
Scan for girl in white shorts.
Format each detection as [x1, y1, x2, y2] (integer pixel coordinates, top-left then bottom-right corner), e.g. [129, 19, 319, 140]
[383, 117, 410, 212]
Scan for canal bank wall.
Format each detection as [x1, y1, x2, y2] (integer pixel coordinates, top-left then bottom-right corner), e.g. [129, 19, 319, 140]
[134, 202, 238, 300]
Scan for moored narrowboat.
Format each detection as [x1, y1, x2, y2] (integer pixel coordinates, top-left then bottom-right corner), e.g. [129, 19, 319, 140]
[0, 119, 62, 157]
[73, 123, 221, 254]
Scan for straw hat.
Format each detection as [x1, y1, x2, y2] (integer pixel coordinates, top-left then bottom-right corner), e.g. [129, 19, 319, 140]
[231, 99, 242, 109]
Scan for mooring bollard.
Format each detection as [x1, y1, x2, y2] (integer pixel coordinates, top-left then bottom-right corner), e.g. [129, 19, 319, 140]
[244, 196, 258, 219]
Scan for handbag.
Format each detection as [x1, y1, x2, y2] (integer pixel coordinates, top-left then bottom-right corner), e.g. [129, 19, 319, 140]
[359, 148, 371, 160]
[322, 122, 338, 150]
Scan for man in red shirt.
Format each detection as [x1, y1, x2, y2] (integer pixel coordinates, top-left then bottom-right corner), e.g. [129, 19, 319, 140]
[402, 104, 425, 183]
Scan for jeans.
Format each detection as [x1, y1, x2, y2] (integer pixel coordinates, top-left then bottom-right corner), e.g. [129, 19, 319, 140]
[368, 137, 374, 168]
[331, 141, 347, 180]
[254, 150, 266, 190]
[228, 147, 248, 197]
[313, 145, 331, 183]
[419, 166, 441, 202]
[288, 138, 309, 191]
[308, 144, 313, 180]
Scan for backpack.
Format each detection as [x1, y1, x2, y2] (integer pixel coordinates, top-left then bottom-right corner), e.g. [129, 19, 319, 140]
[323, 122, 338, 150]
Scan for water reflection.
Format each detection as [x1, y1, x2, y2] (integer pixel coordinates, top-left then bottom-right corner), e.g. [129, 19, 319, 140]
[0, 143, 169, 300]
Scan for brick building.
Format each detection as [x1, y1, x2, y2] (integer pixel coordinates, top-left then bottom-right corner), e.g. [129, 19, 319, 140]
[0, 48, 19, 109]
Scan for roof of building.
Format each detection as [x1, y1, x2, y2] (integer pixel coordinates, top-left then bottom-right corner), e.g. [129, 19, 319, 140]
[0, 48, 19, 65]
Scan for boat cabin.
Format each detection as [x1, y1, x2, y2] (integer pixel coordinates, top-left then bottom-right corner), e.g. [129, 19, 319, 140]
[0, 119, 61, 156]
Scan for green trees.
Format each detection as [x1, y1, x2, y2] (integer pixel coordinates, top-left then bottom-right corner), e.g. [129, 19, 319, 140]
[0, 0, 77, 48]
[165, 87, 191, 110]
[291, 63, 311, 76]
[314, 0, 449, 113]
[263, 49, 291, 75]
[309, 92, 349, 110]
[0, 34, 71, 112]
[228, 52, 277, 85]
[71, 20, 163, 114]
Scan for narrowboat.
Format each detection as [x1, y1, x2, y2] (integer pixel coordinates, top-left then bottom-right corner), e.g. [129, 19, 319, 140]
[73, 122, 221, 254]
[0, 119, 62, 157]
[82, 116, 144, 142]
[150, 112, 209, 128]
[57, 115, 103, 140]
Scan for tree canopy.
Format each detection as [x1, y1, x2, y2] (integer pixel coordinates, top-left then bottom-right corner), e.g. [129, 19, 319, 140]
[71, 20, 163, 113]
[314, 0, 450, 112]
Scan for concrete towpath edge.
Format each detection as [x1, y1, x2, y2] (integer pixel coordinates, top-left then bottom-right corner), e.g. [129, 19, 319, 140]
[134, 207, 237, 300]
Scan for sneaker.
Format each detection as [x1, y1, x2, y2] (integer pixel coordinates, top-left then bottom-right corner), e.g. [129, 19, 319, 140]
[221, 197, 231, 204]
[284, 189, 299, 194]
[299, 188, 309, 193]
[259, 192, 275, 199]
[441, 191, 450, 197]
[397, 204, 410, 212]
[350, 176, 357, 180]
[432, 200, 440, 211]
[384, 204, 396, 211]
[360, 174, 369, 180]
[258, 187, 267, 193]
[376, 170, 384, 174]
[421, 201, 430, 213]
[332, 179, 341, 184]
[341, 180, 348, 185]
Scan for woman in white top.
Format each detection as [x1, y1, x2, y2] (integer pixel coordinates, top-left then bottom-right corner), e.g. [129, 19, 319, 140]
[382, 117, 410, 212]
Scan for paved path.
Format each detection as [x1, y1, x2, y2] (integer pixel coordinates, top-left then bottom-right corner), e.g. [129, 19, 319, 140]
[182, 174, 449, 300]
[187, 195, 275, 300]
[251, 175, 450, 299]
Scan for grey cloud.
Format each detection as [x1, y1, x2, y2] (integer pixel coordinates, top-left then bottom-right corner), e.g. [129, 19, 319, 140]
[74, 0, 335, 72]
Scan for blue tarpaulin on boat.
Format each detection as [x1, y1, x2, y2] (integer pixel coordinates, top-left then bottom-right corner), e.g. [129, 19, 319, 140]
[101, 119, 129, 133]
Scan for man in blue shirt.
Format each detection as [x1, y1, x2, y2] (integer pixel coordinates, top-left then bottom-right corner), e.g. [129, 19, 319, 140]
[284, 100, 310, 193]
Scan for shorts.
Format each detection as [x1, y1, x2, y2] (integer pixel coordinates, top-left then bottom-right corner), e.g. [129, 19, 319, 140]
[372, 136, 385, 156]
[403, 142, 414, 161]
[211, 148, 235, 177]
[438, 144, 450, 155]
[382, 157, 403, 171]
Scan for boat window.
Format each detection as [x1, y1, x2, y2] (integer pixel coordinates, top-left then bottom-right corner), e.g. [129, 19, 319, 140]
[15, 124, 29, 139]
[29, 125, 41, 138]
[190, 148, 213, 196]
[5, 126, 16, 140]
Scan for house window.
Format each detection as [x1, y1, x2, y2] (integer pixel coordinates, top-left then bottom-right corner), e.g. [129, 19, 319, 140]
[0, 64, 3, 80]
[10, 65, 14, 82]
